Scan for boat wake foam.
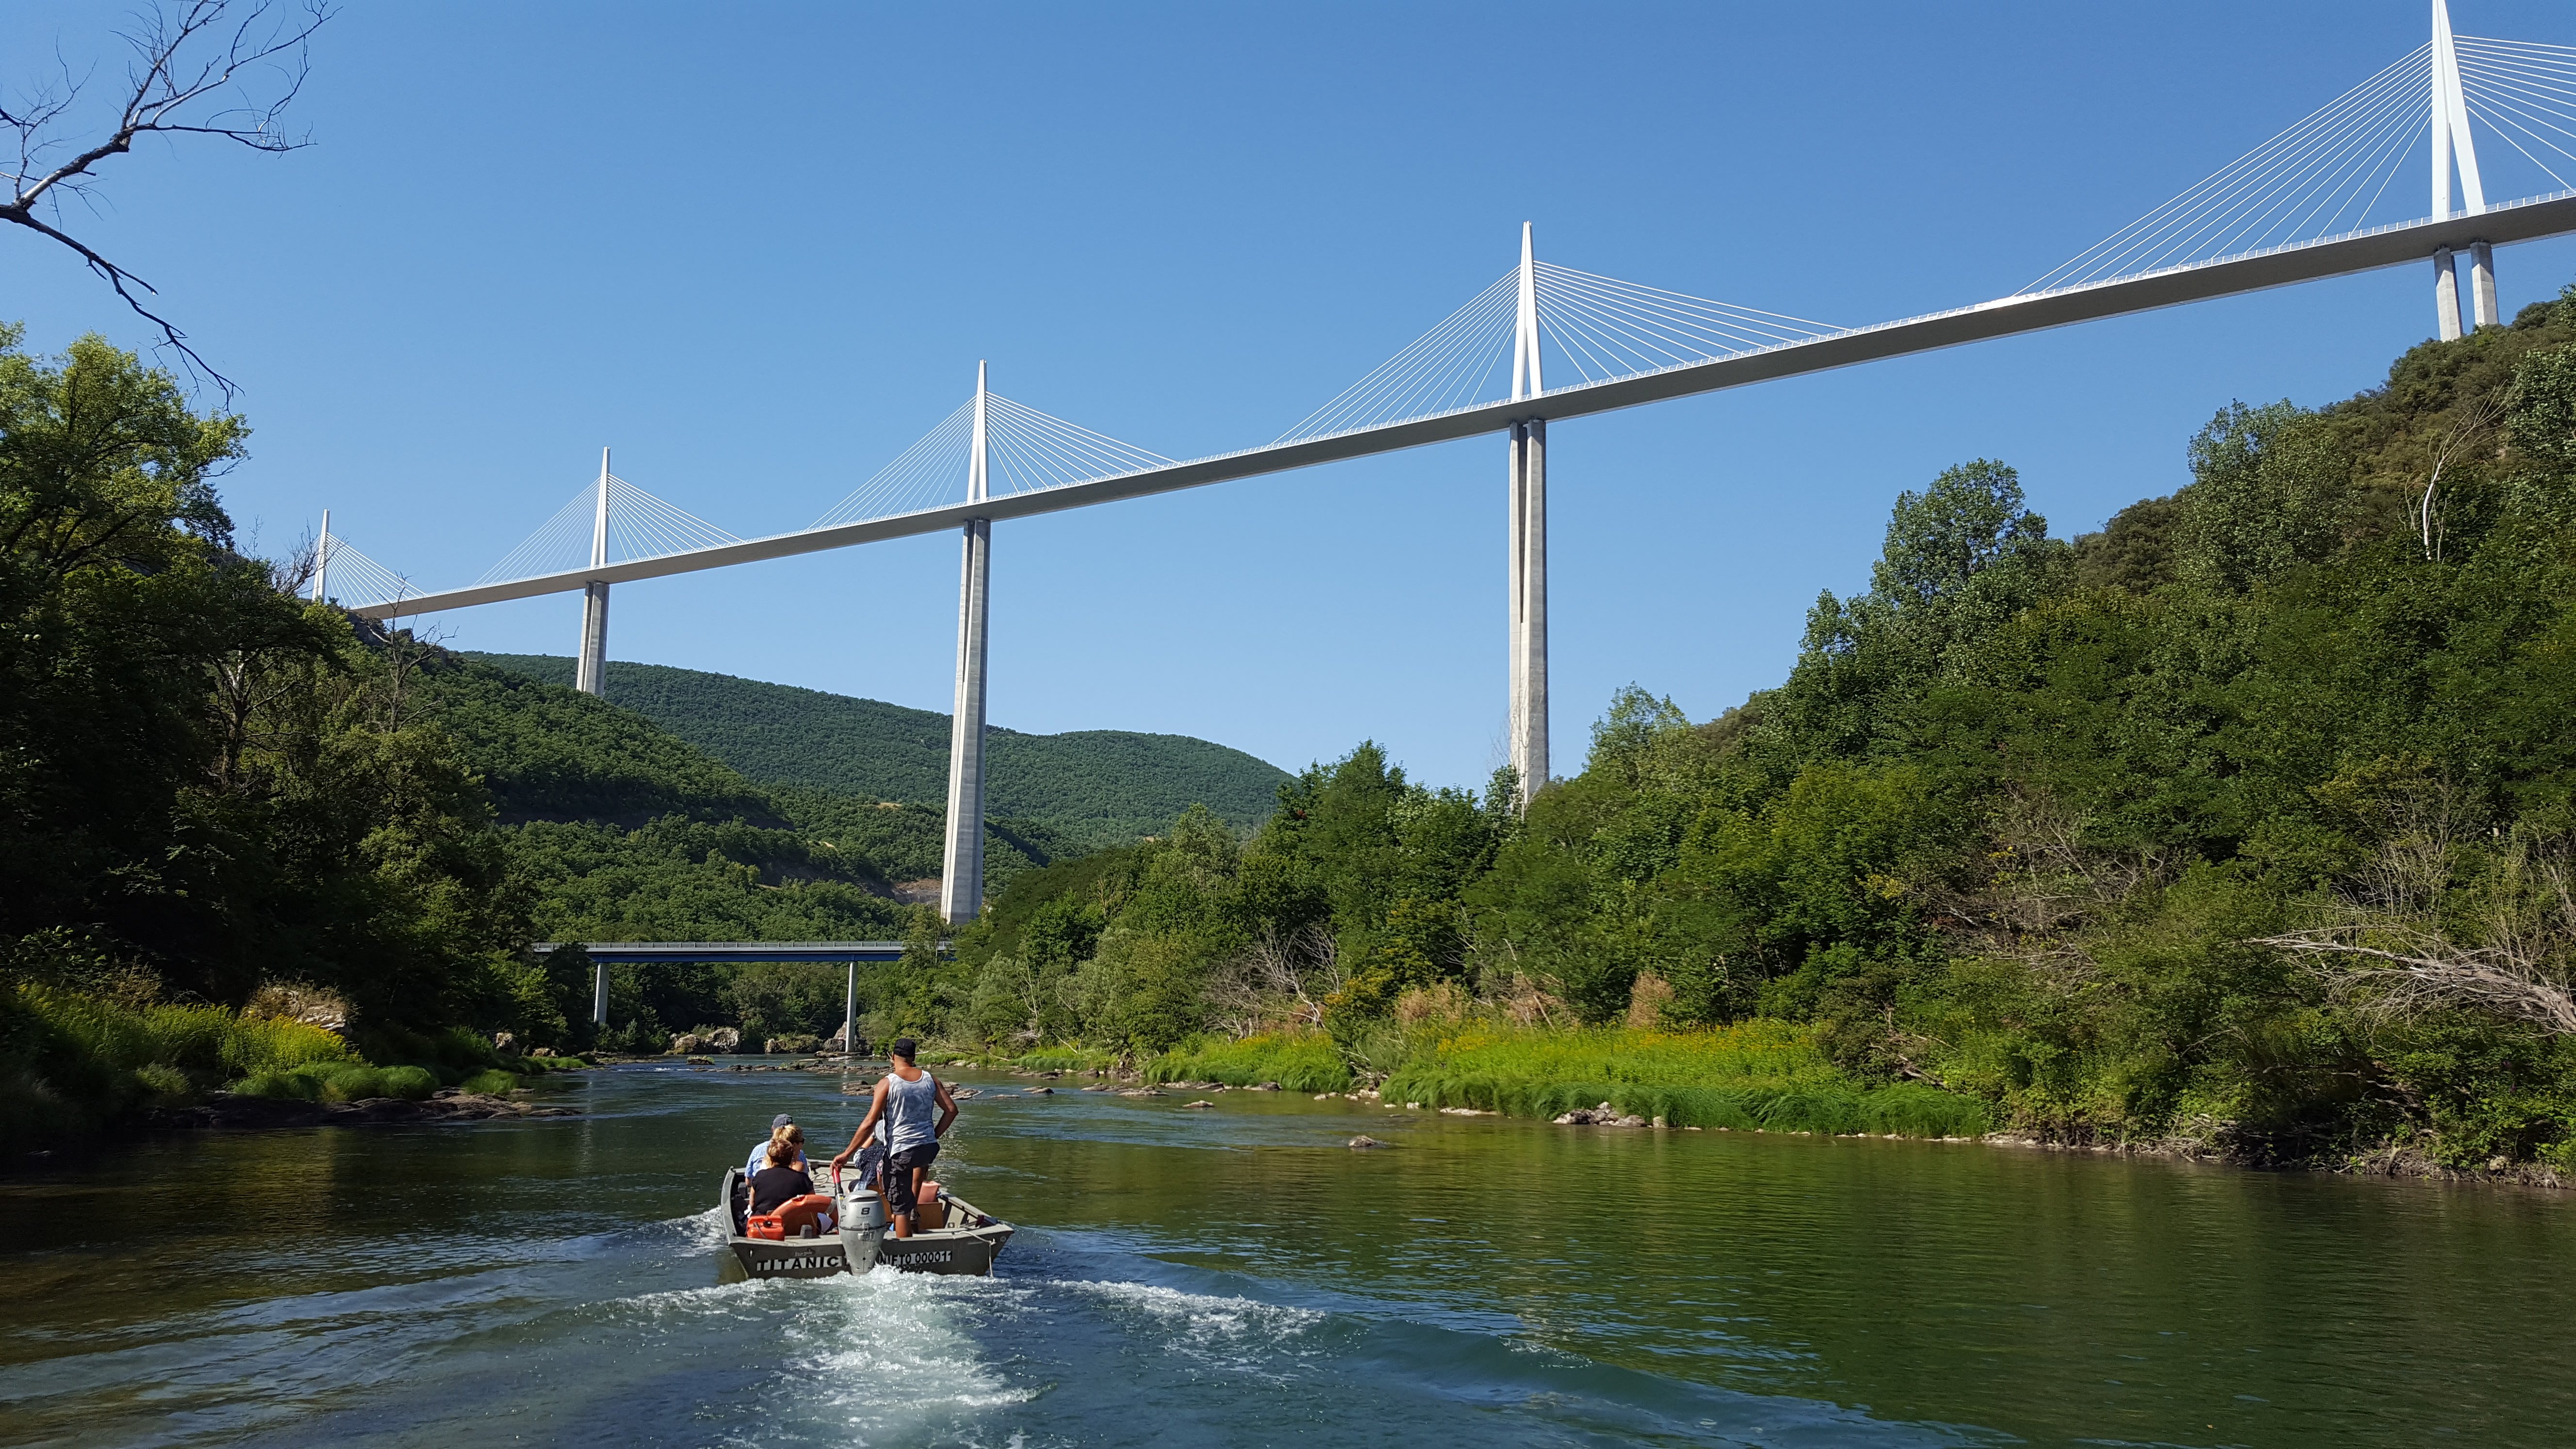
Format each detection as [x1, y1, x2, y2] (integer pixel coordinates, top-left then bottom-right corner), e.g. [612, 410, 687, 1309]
[1050, 1277, 1328, 1373]
[777, 1271, 1035, 1435]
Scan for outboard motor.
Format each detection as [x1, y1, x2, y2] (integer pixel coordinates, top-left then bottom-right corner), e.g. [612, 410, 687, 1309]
[838, 1183, 889, 1273]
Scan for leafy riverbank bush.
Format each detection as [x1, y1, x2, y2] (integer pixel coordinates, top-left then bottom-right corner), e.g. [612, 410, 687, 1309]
[1381, 1022, 1991, 1137]
[0, 983, 362, 1147]
[1146, 1031, 1353, 1092]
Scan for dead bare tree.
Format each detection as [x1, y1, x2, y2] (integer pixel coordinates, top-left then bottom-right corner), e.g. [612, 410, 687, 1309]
[2256, 833, 2576, 1038]
[1207, 925, 1339, 1038]
[2, 0, 331, 395]
[2258, 927, 2576, 1035]
[2412, 380, 2519, 563]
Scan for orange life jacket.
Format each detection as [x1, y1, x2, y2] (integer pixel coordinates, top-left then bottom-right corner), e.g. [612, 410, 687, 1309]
[746, 1192, 836, 1240]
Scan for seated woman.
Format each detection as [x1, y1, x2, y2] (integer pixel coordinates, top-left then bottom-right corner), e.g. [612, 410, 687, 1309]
[748, 1137, 816, 1218]
[747, 1120, 810, 1176]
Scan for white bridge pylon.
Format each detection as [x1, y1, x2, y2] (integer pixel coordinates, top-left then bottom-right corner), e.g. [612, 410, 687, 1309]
[2029, 1, 2576, 338]
[458, 452, 747, 695]
[308, 517, 415, 613]
[324, 3, 2576, 922]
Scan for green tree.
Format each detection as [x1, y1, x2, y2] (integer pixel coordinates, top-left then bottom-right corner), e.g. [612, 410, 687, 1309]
[1775, 459, 2068, 761]
[2172, 401, 2355, 592]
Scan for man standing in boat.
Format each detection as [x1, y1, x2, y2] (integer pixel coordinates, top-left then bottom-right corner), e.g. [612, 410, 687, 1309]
[829, 1038, 956, 1240]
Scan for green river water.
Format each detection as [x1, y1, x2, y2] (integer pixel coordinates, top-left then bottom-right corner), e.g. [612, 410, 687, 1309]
[1, 1062, 2568, 1447]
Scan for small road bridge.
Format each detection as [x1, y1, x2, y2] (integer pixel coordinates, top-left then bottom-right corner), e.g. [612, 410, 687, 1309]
[532, 940, 925, 1038]
[322, 4, 2576, 926]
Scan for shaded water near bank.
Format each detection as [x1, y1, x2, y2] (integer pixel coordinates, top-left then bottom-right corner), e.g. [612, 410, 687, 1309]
[1, 1063, 2568, 1447]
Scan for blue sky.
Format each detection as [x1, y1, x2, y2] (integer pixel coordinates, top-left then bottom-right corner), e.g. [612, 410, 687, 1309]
[10, 1, 2576, 790]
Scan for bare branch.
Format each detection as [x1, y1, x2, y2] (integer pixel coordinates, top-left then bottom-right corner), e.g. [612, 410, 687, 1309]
[1, 0, 331, 396]
[2254, 829, 2576, 1038]
[2255, 927, 2576, 1036]
[1208, 924, 1338, 1037]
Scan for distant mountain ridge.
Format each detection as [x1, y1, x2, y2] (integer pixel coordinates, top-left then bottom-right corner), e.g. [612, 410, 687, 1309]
[463, 654, 1288, 848]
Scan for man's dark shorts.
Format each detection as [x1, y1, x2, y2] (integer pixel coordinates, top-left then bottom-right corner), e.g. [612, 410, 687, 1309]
[883, 1142, 940, 1217]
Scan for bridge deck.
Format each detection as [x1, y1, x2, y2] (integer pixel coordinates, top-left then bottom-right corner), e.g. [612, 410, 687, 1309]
[533, 940, 921, 963]
[350, 192, 2576, 623]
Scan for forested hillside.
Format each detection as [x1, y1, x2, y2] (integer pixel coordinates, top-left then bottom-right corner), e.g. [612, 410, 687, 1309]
[887, 288, 2576, 1175]
[467, 654, 1288, 847]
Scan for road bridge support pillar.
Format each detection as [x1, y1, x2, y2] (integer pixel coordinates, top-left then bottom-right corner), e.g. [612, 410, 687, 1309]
[2431, 2, 2486, 340]
[843, 964, 857, 1055]
[592, 958, 608, 1026]
[940, 365, 993, 925]
[1506, 222, 1549, 807]
[2470, 241, 2498, 328]
[576, 584, 610, 694]
[575, 448, 612, 696]
[2434, 247, 2464, 341]
[1509, 419, 1548, 804]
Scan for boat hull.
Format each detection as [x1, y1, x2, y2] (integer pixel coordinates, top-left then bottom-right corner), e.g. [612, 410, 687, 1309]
[719, 1169, 1009, 1278]
[876, 1222, 1013, 1275]
[724, 1237, 853, 1280]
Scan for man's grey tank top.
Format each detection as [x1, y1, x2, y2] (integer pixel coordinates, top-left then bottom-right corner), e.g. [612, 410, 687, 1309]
[884, 1070, 939, 1153]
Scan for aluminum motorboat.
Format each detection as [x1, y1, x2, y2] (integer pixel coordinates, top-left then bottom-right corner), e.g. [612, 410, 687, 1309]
[717, 1166, 1013, 1280]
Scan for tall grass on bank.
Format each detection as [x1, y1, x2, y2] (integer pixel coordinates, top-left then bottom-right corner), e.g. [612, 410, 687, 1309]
[1147, 1032, 1353, 1092]
[1382, 1021, 1991, 1138]
[1, 983, 360, 1148]
[232, 1063, 441, 1102]
[2, 984, 599, 1149]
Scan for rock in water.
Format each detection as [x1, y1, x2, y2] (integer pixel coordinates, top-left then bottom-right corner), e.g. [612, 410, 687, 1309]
[1348, 1135, 1388, 1149]
[671, 1033, 707, 1056]
[1183, 1099, 1216, 1109]
[1552, 1102, 1647, 1127]
[707, 1027, 742, 1053]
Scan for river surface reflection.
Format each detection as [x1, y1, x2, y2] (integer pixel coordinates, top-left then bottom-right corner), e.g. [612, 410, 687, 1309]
[1, 1062, 2568, 1447]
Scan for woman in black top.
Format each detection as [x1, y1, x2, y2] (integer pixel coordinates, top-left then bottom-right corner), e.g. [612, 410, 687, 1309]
[748, 1136, 815, 1216]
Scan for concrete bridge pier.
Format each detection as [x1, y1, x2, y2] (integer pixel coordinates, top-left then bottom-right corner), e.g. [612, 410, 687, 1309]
[2431, 3, 2489, 341]
[575, 447, 612, 696]
[593, 958, 608, 1026]
[2435, 247, 2464, 341]
[576, 582, 610, 694]
[1508, 418, 1548, 803]
[940, 365, 993, 925]
[1506, 222, 1550, 808]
